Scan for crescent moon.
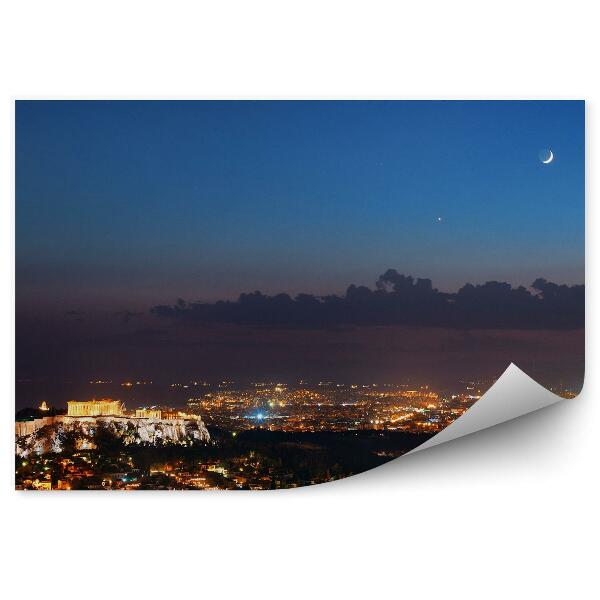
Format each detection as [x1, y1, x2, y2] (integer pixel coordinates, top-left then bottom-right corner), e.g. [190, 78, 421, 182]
[542, 150, 554, 164]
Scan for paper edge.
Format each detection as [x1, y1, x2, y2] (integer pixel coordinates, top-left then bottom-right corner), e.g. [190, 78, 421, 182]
[407, 363, 563, 454]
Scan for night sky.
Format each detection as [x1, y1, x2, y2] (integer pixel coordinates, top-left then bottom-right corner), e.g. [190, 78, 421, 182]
[15, 101, 585, 404]
[17, 101, 584, 310]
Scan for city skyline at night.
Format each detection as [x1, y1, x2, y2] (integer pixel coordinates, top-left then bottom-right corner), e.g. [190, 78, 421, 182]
[15, 100, 585, 490]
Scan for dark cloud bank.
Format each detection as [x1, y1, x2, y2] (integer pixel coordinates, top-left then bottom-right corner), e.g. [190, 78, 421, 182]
[152, 270, 584, 330]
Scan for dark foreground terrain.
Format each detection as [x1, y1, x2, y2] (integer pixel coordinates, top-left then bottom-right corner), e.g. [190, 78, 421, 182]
[16, 428, 432, 490]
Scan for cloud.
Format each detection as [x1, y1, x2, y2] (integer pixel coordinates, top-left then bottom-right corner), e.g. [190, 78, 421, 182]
[113, 310, 145, 324]
[151, 269, 584, 330]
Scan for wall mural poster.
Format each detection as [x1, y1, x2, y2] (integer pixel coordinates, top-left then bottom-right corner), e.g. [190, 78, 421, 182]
[15, 100, 584, 490]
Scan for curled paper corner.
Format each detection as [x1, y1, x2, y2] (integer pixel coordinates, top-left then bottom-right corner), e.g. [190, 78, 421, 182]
[407, 363, 565, 455]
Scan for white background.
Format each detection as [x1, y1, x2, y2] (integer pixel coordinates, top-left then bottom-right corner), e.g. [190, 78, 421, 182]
[1, 2, 597, 599]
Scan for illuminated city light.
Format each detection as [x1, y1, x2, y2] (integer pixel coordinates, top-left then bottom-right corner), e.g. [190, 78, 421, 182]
[13, 374, 543, 490]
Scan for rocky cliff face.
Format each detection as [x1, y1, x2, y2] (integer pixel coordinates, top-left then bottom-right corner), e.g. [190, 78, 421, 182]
[16, 416, 210, 456]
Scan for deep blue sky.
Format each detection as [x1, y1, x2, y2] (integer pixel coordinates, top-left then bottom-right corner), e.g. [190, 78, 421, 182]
[16, 100, 584, 312]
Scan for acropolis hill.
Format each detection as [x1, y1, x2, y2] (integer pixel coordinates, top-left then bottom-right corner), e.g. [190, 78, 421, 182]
[15, 399, 210, 456]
